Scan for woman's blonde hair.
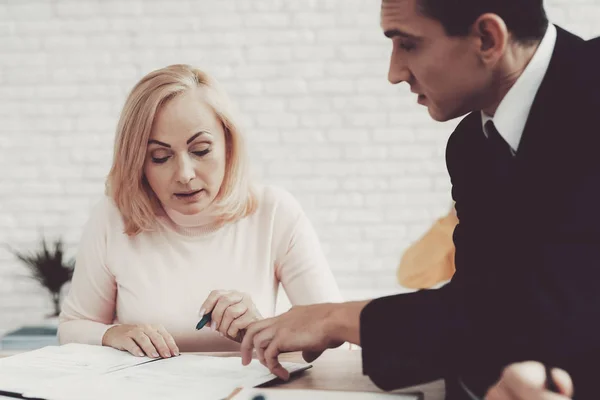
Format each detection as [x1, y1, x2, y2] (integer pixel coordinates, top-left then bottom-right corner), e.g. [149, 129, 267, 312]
[106, 64, 257, 236]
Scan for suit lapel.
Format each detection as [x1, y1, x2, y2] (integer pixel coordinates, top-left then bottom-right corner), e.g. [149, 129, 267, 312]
[510, 27, 586, 229]
[517, 26, 584, 165]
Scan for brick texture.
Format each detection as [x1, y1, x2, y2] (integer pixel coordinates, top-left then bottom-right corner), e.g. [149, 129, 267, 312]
[0, 0, 598, 335]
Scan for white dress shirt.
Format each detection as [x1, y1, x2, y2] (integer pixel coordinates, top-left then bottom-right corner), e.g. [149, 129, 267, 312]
[481, 24, 557, 154]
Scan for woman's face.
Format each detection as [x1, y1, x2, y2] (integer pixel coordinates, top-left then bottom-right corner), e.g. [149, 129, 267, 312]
[144, 88, 227, 215]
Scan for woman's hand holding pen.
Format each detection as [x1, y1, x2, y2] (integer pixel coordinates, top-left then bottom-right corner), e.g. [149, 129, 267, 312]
[198, 290, 263, 342]
[486, 362, 573, 400]
[102, 324, 180, 358]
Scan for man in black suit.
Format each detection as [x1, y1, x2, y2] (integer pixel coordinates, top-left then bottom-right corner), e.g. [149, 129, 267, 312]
[240, 0, 600, 398]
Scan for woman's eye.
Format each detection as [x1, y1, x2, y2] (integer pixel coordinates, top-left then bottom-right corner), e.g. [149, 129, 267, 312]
[192, 149, 211, 157]
[151, 156, 170, 164]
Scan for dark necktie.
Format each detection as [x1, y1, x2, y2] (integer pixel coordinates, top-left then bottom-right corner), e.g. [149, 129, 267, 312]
[485, 120, 514, 163]
[485, 120, 514, 178]
[485, 120, 513, 158]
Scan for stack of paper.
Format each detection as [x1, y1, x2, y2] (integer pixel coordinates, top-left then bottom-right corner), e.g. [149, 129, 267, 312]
[0, 343, 153, 394]
[233, 388, 420, 400]
[0, 344, 310, 400]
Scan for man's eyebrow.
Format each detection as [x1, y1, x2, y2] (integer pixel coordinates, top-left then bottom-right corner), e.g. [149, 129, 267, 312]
[384, 29, 420, 40]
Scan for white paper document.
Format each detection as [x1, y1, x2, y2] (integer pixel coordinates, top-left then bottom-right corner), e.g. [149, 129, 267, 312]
[0, 343, 153, 394]
[234, 388, 420, 400]
[0, 344, 310, 400]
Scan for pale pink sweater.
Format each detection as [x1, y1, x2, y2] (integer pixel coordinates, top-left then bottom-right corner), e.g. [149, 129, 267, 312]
[58, 185, 342, 351]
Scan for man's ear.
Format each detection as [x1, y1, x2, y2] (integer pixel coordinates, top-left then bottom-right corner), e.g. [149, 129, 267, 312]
[471, 13, 508, 64]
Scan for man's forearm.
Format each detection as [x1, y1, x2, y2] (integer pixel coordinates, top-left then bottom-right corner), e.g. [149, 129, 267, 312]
[327, 300, 371, 345]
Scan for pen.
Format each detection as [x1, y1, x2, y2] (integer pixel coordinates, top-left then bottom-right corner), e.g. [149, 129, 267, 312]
[195, 311, 212, 330]
[545, 364, 560, 393]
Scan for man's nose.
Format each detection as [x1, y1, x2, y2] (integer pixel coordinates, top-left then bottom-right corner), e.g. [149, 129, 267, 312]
[388, 49, 411, 84]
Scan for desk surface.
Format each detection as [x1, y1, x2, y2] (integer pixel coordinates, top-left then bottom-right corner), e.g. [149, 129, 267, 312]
[195, 349, 445, 400]
[0, 348, 444, 400]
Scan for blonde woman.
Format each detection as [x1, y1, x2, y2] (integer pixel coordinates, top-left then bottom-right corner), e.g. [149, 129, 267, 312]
[58, 64, 342, 358]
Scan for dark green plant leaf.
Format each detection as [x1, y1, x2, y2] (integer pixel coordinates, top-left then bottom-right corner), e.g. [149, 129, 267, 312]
[9, 237, 74, 296]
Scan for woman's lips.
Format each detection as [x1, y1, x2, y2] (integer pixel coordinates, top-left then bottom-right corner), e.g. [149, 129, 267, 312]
[174, 189, 203, 201]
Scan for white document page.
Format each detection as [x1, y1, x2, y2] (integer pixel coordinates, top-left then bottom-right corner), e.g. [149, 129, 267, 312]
[23, 354, 310, 400]
[0, 343, 153, 394]
[234, 388, 420, 400]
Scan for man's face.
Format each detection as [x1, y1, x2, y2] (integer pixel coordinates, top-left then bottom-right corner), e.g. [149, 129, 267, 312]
[381, 0, 489, 121]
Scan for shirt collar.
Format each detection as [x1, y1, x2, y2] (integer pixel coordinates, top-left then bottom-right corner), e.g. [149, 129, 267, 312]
[481, 24, 557, 152]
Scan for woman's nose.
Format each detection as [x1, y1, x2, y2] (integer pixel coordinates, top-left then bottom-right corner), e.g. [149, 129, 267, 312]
[175, 155, 195, 184]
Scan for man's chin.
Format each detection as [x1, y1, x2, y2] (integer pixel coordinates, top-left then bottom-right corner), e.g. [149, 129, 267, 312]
[428, 106, 469, 122]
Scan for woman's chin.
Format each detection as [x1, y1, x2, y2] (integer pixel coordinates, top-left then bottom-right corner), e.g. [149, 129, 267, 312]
[177, 204, 207, 215]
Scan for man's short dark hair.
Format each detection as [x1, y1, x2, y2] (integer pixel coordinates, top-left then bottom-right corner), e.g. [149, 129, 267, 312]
[417, 0, 549, 43]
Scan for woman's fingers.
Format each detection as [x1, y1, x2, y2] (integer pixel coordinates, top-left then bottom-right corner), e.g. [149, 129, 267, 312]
[199, 291, 264, 342]
[122, 337, 145, 357]
[144, 325, 173, 358]
[131, 330, 160, 358]
[129, 325, 177, 358]
[157, 325, 180, 356]
[220, 303, 248, 337]
[102, 324, 179, 358]
[226, 309, 260, 342]
[198, 290, 227, 319]
[211, 292, 244, 331]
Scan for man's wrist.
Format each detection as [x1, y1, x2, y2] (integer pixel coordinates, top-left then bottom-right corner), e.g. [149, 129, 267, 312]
[326, 300, 370, 346]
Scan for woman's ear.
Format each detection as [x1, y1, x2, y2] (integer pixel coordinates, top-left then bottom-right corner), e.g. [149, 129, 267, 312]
[471, 13, 508, 64]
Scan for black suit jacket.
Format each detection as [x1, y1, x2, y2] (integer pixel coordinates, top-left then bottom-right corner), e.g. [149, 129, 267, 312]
[360, 26, 600, 399]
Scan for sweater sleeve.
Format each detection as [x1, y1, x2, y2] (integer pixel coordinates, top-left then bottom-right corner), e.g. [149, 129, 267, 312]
[58, 198, 118, 345]
[271, 188, 343, 306]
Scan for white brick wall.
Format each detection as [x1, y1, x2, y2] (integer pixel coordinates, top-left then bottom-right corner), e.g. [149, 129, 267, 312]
[0, 0, 598, 335]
